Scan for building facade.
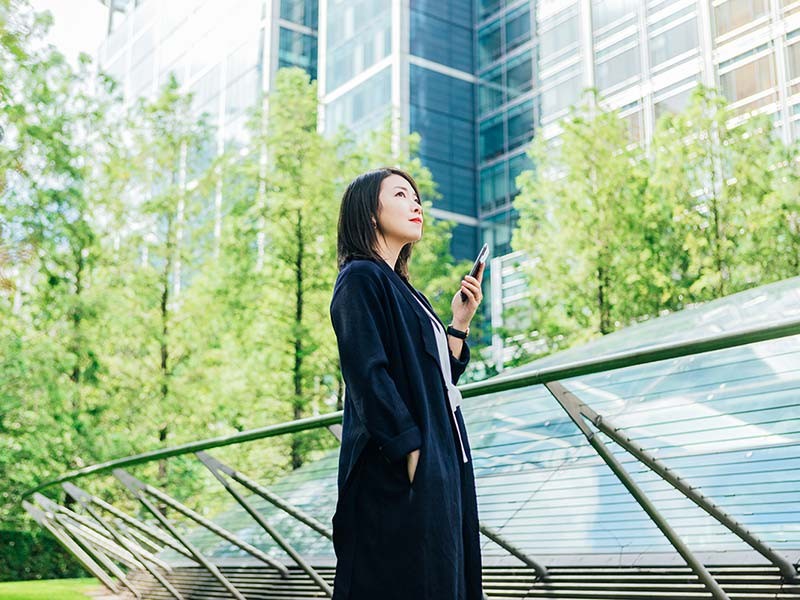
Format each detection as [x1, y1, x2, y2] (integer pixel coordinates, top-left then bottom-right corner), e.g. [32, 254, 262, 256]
[483, 0, 800, 366]
[96, 0, 800, 365]
[97, 0, 317, 155]
[320, 0, 481, 261]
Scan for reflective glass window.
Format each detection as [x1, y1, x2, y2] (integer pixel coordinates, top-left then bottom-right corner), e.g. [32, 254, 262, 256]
[478, 64, 505, 115]
[281, 0, 318, 28]
[480, 112, 505, 161]
[540, 65, 582, 119]
[719, 53, 776, 104]
[479, 0, 502, 20]
[786, 39, 800, 80]
[506, 53, 533, 101]
[505, 5, 531, 53]
[539, 8, 579, 68]
[480, 161, 508, 210]
[595, 36, 640, 90]
[592, 0, 637, 33]
[649, 11, 698, 68]
[714, 0, 769, 37]
[478, 18, 503, 68]
[507, 99, 534, 151]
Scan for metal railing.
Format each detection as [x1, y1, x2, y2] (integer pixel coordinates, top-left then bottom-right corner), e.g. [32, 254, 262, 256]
[21, 317, 800, 600]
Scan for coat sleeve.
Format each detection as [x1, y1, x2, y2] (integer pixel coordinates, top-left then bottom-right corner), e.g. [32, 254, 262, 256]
[449, 340, 470, 385]
[330, 272, 422, 463]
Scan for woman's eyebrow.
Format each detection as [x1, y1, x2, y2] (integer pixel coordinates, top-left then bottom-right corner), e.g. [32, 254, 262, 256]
[393, 185, 419, 199]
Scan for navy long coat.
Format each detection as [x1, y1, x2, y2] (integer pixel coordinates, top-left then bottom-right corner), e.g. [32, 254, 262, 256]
[328, 257, 483, 600]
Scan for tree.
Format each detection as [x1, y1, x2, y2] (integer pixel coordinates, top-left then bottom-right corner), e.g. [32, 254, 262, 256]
[0, 0, 122, 522]
[757, 141, 800, 279]
[649, 85, 780, 301]
[111, 75, 214, 480]
[512, 90, 650, 354]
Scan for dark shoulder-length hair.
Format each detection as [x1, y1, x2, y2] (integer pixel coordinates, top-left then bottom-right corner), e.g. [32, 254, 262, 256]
[336, 166, 422, 281]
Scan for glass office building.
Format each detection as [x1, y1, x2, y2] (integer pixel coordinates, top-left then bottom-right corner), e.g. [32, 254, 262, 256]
[481, 0, 800, 367]
[96, 0, 800, 359]
[97, 0, 800, 262]
[321, 0, 481, 262]
[96, 0, 318, 153]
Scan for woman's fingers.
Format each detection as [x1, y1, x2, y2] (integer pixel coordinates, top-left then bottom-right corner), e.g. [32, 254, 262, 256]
[461, 278, 482, 301]
[460, 284, 475, 301]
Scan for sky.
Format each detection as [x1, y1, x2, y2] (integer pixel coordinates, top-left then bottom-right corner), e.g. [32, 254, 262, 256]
[29, 0, 108, 66]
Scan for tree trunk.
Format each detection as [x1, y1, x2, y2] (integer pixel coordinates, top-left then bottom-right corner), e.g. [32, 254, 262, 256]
[158, 214, 173, 482]
[292, 209, 304, 471]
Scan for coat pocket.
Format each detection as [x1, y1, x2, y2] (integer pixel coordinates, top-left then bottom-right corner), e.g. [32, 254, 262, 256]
[408, 448, 423, 488]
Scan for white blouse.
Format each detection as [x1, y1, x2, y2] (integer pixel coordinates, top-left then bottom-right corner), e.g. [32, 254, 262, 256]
[408, 291, 469, 463]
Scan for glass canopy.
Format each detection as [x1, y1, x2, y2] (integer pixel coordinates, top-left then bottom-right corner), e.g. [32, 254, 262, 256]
[158, 276, 800, 567]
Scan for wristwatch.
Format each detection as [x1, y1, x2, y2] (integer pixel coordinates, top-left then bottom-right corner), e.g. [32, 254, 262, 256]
[446, 324, 469, 339]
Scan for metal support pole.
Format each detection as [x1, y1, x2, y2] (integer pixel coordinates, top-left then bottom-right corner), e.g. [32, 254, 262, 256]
[54, 513, 141, 571]
[52, 513, 141, 595]
[23, 500, 120, 594]
[35, 493, 141, 565]
[33, 494, 142, 597]
[62, 484, 171, 570]
[196, 451, 332, 596]
[196, 451, 332, 539]
[85, 492, 196, 560]
[64, 482, 185, 600]
[479, 523, 547, 579]
[114, 468, 289, 575]
[118, 520, 167, 554]
[584, 405, 800, 581]
[545, 381, 731, 600]
[114, 468, 249, 600]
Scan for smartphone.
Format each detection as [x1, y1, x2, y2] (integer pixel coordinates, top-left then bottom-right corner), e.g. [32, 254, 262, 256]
[460, 243, 489, 302]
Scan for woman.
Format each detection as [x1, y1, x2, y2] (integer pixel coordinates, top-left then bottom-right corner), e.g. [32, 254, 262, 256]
[329, 167, 485, 600]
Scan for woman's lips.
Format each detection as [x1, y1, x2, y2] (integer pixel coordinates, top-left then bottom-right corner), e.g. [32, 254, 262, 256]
[410, 218, 422, 224]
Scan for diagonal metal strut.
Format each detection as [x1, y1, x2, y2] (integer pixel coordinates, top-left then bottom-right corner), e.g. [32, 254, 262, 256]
[545, 381, 731, 600]
[196, 451, 332, 596]
[113, 468, 249, 600]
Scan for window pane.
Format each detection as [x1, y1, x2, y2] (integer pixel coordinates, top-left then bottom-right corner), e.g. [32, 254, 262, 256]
[479, 19, 503, 68]
[478, 64, 505, 115]
[541, 70, 582, 119]
[479, 0, 502, 20]
[654, 87, 693, 119]
[786, 40, 800, 80]
[507, 100, 534, 150]
[505, 6, 531, 53]
[719, 53, 776, 103]
[509, 151, 533, 199]
[650, 17, 698, 68]
[539, 10, 578, 66]
[480, 162, 508, 210]
[480, 113, 505, 161]
[596, 42, 640, 89]
[714, 0, 769, 37]
[506, 54, 533, 101]
[593, 0, 637, 32]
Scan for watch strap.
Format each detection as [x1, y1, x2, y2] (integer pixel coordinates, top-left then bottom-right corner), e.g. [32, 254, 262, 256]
[447, 324, 469, 339]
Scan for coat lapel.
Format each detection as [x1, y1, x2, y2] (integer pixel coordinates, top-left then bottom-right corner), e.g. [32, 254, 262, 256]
[373, 258, 443, 369]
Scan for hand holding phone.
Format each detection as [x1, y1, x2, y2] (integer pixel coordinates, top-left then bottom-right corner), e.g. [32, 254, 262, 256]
[460, 243, 489, 302]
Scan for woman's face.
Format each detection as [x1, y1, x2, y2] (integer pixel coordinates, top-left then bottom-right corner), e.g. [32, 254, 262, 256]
[375, 173, 424, 245]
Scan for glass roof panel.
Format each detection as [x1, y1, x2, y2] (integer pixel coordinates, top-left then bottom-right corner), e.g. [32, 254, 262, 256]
[158, 276, 800, 566]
